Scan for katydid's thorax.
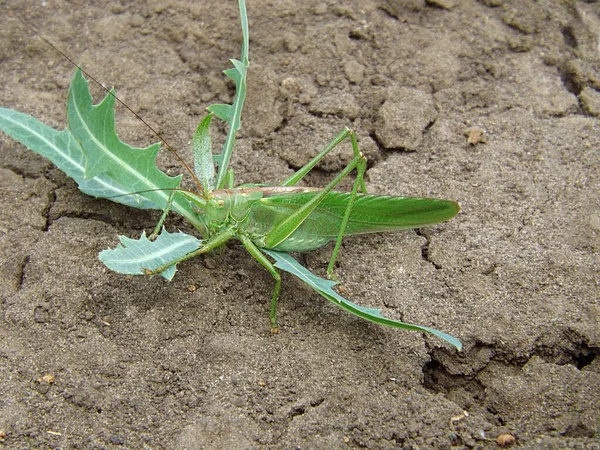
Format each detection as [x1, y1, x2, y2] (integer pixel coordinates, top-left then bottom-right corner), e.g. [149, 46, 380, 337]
[190, 188, 265, 236]
[187, 186, 332, 250]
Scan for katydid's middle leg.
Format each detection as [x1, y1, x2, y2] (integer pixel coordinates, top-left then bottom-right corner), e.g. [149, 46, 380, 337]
[239, 235, 282, 334]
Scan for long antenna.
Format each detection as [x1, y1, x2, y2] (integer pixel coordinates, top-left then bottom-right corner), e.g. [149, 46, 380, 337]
[17, 17, 206, 196]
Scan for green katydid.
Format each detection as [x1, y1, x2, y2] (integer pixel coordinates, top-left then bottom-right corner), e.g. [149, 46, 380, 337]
[0, 0, 462, 349]
[144, 124, 459, 333]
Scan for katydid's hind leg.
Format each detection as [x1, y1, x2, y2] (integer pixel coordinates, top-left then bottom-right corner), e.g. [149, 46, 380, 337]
[266, 127, 370, 282]
[327, 132, 368, 280]
[239, 235, 282, 334]
[281, 127, 368, 191]
[265, 128, 369, 280]
[149, 190, 177, 240]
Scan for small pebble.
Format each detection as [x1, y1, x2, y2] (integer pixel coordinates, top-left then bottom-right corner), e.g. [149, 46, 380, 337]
[497, 433, 516, 447]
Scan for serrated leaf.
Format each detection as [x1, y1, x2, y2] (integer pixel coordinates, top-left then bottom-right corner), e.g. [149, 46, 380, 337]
[99, 228, 204, 281]
[67, 68, 201, 225]
[262, 249, 462, 350]
[0, 107, 157, 209]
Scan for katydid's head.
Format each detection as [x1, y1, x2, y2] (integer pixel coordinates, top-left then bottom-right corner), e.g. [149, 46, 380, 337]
[203, 192, 231, 231]
[180, 190, 230, 231]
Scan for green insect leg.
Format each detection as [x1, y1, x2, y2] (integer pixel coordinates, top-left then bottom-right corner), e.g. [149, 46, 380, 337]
[327, 132, 367, 280]
[264, 144, 366, 250]
[238, 235, 282, 334]
[143, 229, 235, 275]
[280, 127, 368, 193]
[149, 189, 177, 240]
[281, 128, 352, 187]
[268, 127, 369, 280]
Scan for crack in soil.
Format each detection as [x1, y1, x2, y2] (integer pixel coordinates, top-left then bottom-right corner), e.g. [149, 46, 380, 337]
[415, 229, 442, 270]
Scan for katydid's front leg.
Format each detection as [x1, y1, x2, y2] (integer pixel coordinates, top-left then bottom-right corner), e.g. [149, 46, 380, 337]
[142, 229, 235, 276]
[271, 128, 368, 280]
[149, 190, 177, 240]
[238, 235, 282, 334]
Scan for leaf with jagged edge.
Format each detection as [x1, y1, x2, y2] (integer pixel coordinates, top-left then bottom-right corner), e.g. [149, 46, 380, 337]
[99, 228, 204, 281]
[0, 107, 159, 209]
[67, 68, 201, 227]
[262, 249, 462, 350]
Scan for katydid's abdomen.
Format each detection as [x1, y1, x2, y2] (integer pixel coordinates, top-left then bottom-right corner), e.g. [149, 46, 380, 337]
[249, 191, 459, 252]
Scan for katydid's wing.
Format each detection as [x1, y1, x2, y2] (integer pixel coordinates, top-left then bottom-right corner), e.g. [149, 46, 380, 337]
[262, 249, 462, 350]
[259, 191, 459, 252]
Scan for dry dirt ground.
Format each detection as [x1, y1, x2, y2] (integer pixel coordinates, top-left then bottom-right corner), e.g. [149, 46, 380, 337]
[1, 0, 599, 448]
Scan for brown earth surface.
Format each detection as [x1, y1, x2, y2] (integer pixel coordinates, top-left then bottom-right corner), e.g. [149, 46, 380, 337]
[1, 0, 599, 448]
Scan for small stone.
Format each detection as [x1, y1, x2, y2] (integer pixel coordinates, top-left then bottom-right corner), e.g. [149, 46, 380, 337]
[375, 86, 436, 150]
[314, 3, 328, 15]
[496, 433, 516, 447]
[33, 306, 48, 323]
[109, 435, 125, 445]
[282, 33, 300, 53]
[344, 60, 365, 84]
[129, 14, 144, 28]
[39, 374, 55, 384]
[464, 126, 487, 145]
[281, 77, 302, 97]
[308, 92, 360, 119]
[580, 86, 600, 116]
[203, 258, 217, 270]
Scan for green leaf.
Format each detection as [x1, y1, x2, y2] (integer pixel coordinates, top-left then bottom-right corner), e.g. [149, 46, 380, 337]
[192, 113, 216, 192]
[67, 68, 201, 226]
[99, 228, 203, 281]
[262, 249, 462, 350]
[224, 59, 247, 84]
[206, 104, 233, 123]
[210, 0, 250, 188]
[0, 107, 156, 209]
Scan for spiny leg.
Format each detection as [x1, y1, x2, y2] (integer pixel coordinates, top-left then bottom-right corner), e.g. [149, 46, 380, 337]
[281, 127, 367, 194]
[239, 235, 282, 334]
[327, 132, 367, 279]
[149, 189, 177, 240]
[143, 229, 235, 275]
[264, 145, 366, 249]
[267, 128, 368, 280]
